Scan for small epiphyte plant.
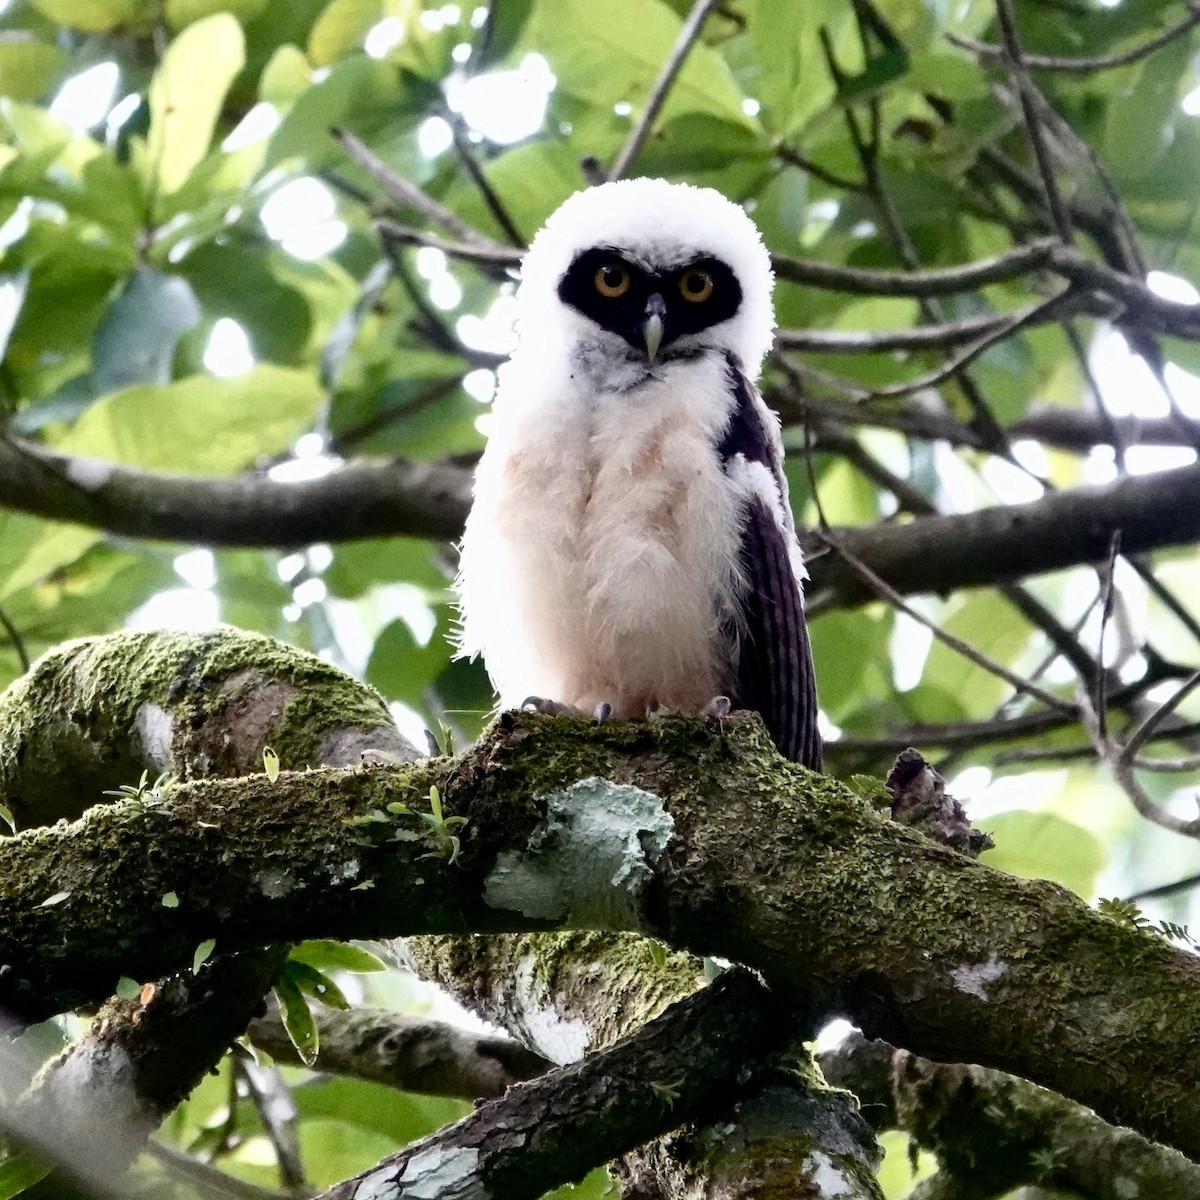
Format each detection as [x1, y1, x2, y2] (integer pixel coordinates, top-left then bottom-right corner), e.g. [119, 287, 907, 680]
[103, 769, 177, 816]
[345, 784, 467, 865]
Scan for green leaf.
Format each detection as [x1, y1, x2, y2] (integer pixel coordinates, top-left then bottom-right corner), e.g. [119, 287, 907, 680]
[192, 938, 216, 973]
[165, 0, 269, 30]
[366, 606, 456, 716]
[30, 0, 140, 31]
[263, 746, 280, 782]
[55, 365, 324, 472]
[983, 811, 1108, 899]
[308, 0, 386, 66]
[146, 13, 247, 197]
[115, 976, 141, 1000]
[0, 804, 14, 834]
[274, 971, 319, 1065]
[0, 1151, 50, 1199]
[92, 268, 202, 395]
[917, 592, 1034, 720]
[281, 960, 351, 1010]
[162, 891, 180, 908]
[37, 890, 70, 908]
[0, 39, 69, 102]
[518, 0, 754, 132]
[265, 55, 400, 170]
[176, 244, 313, 366]
[290, 939, 387, 974]
[260, 44, 313, 106]
[1104, 37, 1191, 180]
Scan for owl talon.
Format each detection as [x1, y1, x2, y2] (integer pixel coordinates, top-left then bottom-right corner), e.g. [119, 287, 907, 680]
[521, 696, 578, 717]
[594, 701, 614, 724]
[646, 700, 674, 721]
[702, 696, 732, 718]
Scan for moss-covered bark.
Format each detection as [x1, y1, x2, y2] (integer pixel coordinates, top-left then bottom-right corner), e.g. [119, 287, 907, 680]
[821, 1035, 1200, 1199]
[0, 630, 415, 828]
[402, 933, 885, 1199]
[3, 696, 1200, 1162]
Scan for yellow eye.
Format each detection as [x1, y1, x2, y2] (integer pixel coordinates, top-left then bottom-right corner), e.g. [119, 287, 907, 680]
[594, 263, 631, 298]
[679, 268, 714, 303]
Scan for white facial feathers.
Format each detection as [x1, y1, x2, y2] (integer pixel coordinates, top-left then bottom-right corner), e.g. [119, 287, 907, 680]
[515, 177, 775, 377]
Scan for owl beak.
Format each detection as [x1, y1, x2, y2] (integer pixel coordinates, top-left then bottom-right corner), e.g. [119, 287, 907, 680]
[642, 294, 666, 362]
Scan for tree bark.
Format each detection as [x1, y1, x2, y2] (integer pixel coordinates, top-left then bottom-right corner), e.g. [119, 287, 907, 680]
[3, 643, 1199, 1162]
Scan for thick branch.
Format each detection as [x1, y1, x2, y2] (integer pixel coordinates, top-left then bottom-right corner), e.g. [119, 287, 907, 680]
[248, 1001, 551, 1100]
[802, 460, 1200, 608]
[3, 690, 1200, 1160]
[821, 1034, 1200, 1199]
[0, 436, 470, 548]
[318, 969, 800, 1200]
[6, 436, 1200, 610]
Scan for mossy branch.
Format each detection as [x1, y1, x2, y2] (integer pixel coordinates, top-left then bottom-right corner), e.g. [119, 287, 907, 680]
[3, 677, 1200, 1160]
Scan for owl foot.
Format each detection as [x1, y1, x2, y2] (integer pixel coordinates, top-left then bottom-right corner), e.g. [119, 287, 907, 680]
[593, 701, 614, 724]
[702, 695, 732, 718]
[521, 696, 578, 716]
[645, 700, 674, 721]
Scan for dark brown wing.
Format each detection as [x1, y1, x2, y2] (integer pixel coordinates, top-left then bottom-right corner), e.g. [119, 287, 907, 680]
[717, 355, 821, 769]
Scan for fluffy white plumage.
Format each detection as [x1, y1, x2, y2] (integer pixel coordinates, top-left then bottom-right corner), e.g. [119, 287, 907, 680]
[455, 178, 818, 763]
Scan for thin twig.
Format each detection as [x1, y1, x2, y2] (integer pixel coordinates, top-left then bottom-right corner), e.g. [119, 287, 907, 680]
[333, 127, 509, 250]
[948, 7, 1200, 73]
[1096, 532, 1122, 741]
[608, 0, 722, 181]
[992, 0, 1074, 241]
[1126, 556, 1200, 653]
[862, 289, 1075, 401]
[237, 1058, 306, 1191]
[149, 1140, 291, 1200]
[1121, 668, 1200, 764]
[1081, 670, 1200, 840]
[774, 141, 866, 193]
[435, 104, 526, 247]
[776, 304, 1054, 354]
[813, 528, 1076, 714]
[374, 219, 521, 271]
[0, 604, 29, 674]
[1127, 872, 1200, 903]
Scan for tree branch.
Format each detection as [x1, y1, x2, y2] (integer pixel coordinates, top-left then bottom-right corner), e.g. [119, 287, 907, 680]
[607, 0, 723, 181]
[401, 931, 882, 1198]
[7, 435, 1200, 612]
[947, 7, 1200, 73]
[821, 1034, 1200, 1199]
[0, 435, 471, 548]
[4, 641, 1200, 1161]
[247, 1000, 551, 1100]
[317, 969, 815, 1200]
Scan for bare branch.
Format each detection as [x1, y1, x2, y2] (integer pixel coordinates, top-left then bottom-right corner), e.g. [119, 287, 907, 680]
[608, 0, 723, 181]
[992, 0, 1075, 242]
[247, 1000, 551, 1100]
[332, 127, 510, 251]
[812, 527, 1075, 714]
[316, 970, 847, 1200]
[374, 219, 522, 270]
[948, 7, 1200, 72]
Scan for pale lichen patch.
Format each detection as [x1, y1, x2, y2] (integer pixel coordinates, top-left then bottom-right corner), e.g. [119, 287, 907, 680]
[951, 952, 1008, 1000]
[483, 777, 673, 928]
[259, 868, 296, 899]
[135, 703, 174, 771]
[501, 953, 591, 1065]
[388, 1145, 485, 1199]
[64, 456, 115, 491]
[806, 1151, 852, 1197]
